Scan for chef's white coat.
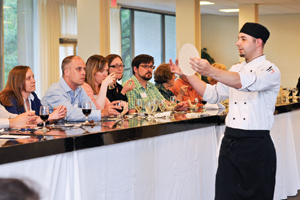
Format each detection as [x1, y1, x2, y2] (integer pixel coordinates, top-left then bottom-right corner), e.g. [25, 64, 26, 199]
[203, 55, 281, 130]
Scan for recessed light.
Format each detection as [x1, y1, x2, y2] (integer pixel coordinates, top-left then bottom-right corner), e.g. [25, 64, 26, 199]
[219, 9, 239, 13]
[200, 1, 215, 5]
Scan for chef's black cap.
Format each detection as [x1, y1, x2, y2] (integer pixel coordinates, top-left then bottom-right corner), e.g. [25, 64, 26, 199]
[240, 22, 270, 44]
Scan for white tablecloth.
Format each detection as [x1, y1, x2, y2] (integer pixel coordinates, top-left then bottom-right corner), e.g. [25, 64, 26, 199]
[0, 110, 300, 200]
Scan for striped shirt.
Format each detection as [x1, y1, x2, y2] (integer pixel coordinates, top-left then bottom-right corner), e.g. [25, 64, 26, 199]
[124, 75, 165, 112]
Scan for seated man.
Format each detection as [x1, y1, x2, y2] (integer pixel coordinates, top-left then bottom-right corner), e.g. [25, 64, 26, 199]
[124, 54, 187, 113]
[41, 55, 120, 122]
[0, 104, 37, 128]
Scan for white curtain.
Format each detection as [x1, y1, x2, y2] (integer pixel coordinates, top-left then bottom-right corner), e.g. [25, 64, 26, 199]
[38, 0, 77, 96]
[59, 0, 77, 76]
[110, 6, 121, 55]
[38, 0, 61, 96]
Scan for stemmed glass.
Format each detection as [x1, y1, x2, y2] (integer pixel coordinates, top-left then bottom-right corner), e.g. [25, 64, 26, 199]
[40, 106, 49, 131]
[116, 101, 124, 119]
[151, 98, 158, 116]
[170, 96, 177, 113]
[82, 101, 92, 124]
[145, 100, 153, 118]
[158, 99, 166, 113]
[135, 99, 143, 119]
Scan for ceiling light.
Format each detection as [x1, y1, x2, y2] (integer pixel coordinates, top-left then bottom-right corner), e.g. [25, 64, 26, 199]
[219, 9, 239, 13]
[200, 1, 215, 5]
[4, 6, 12, 9]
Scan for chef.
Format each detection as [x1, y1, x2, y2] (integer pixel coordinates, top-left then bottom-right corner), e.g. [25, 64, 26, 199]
[169, 22, 281, 200]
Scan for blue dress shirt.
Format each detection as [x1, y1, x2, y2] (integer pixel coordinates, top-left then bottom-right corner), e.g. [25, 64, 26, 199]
[41, 77, 101, 122]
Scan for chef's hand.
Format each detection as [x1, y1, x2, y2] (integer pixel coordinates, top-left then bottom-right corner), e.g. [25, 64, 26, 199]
[169, 58, 184, 76]
[190, 57, 213, 77]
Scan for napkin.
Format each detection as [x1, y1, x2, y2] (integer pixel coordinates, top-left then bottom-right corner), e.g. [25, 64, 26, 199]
[186, 113, 203, 118]
[154, 111, 172, 118]
[204, 102, 225, 110]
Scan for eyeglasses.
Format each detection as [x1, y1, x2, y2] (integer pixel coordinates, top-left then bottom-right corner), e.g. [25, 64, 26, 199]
[139, 64, 156, 70]
[110, 64, 125, 69]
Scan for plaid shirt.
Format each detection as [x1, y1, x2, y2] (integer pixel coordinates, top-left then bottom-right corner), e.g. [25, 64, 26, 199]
[124, 75, 165, 112]
[155, 83, 174, 101]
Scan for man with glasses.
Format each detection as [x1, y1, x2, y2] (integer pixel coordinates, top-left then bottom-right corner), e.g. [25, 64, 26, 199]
[125, 54, 187, 113]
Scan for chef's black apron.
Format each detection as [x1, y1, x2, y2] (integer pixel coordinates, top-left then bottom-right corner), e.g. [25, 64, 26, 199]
[215, 127, 276, 200]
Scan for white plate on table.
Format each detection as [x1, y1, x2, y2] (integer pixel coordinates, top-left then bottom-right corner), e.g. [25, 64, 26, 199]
[178, 43, 200, 76]
[47, 124, 75, 128]
[82, 122, 101, 126]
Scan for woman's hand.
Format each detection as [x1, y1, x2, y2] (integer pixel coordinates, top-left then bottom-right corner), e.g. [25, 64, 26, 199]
[121, 79, 135, 95]
[101, 101, 121, 117]
[177, 85, 188, 101]
[102, 72, 116, 87]
[174, 101, 188, 111]
[49, 105, 67, 121]
[169, 58, 184, 76]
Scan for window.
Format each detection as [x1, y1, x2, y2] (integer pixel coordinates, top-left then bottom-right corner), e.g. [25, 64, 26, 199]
[120, 8, 176, 83]
[1, 0, 37, 89]
[3, 0, 17, 86]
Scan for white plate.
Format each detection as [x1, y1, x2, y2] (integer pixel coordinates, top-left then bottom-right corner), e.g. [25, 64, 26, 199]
[48, 124, 75, 128]
[178, 43, 200, 76]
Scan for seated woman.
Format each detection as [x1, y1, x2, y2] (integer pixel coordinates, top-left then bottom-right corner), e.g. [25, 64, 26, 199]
[82, 54, 127, 115]
[172, 73, 203, 107]
[0, 66, 66, 123]
[106, 54, 135, 102]
[154, 63, 187, 101]
[207, 63, 227, 85]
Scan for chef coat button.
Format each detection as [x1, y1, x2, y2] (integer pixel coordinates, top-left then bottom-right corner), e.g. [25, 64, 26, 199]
[233, 118, 235, 120]
[250, 70, 252, 72]
[234, 102, 237, 104]
[243, 118, 246, 120]
[244, 102, 246, 104]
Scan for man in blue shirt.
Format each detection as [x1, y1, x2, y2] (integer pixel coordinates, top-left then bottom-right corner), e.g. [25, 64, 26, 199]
[41, 55, 119, 122]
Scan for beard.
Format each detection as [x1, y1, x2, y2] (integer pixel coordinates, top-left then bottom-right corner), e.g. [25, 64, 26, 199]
[239, 53, 245, 57]
[140, 73, 152, 81]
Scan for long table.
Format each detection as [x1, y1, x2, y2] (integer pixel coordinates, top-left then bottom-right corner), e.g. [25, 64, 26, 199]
[0, 104, 299, 200]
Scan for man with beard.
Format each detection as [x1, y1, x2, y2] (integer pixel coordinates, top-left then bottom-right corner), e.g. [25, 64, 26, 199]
[170, 22, 280, 199]
[125, 54, 187, 113]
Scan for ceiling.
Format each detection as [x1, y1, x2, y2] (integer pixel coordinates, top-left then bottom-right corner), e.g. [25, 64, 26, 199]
[117, 0, 300, 16]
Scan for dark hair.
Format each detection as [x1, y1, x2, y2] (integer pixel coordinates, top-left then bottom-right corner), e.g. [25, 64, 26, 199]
[131, 54, 154, 75]
[154, 63, 173, 84]
[0, 65, 31, 108]
[61, 55, 78, 75]
[0, 178, 39, 200]
[85, 55, 109, 95]
[106, 54, 123, 68]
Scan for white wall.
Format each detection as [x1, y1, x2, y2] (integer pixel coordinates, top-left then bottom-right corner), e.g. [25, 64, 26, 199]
[201, 14, 300, 88]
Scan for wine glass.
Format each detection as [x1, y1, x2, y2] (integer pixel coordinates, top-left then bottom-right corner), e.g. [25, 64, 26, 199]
[116, 101, 124, 119]
[170, 96, 177, 113]
[151, 98, 158, 116]
[135, 99, 143, 119]
[82, 101, 92, 124]
[40, 106, 49, 131]
[145, 100, 153, 118]
[159, 99, 166, 112]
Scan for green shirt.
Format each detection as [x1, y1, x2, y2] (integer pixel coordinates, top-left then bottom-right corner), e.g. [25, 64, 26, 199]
[155, 82, 175, 101]
[124, 75, 165, 112]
